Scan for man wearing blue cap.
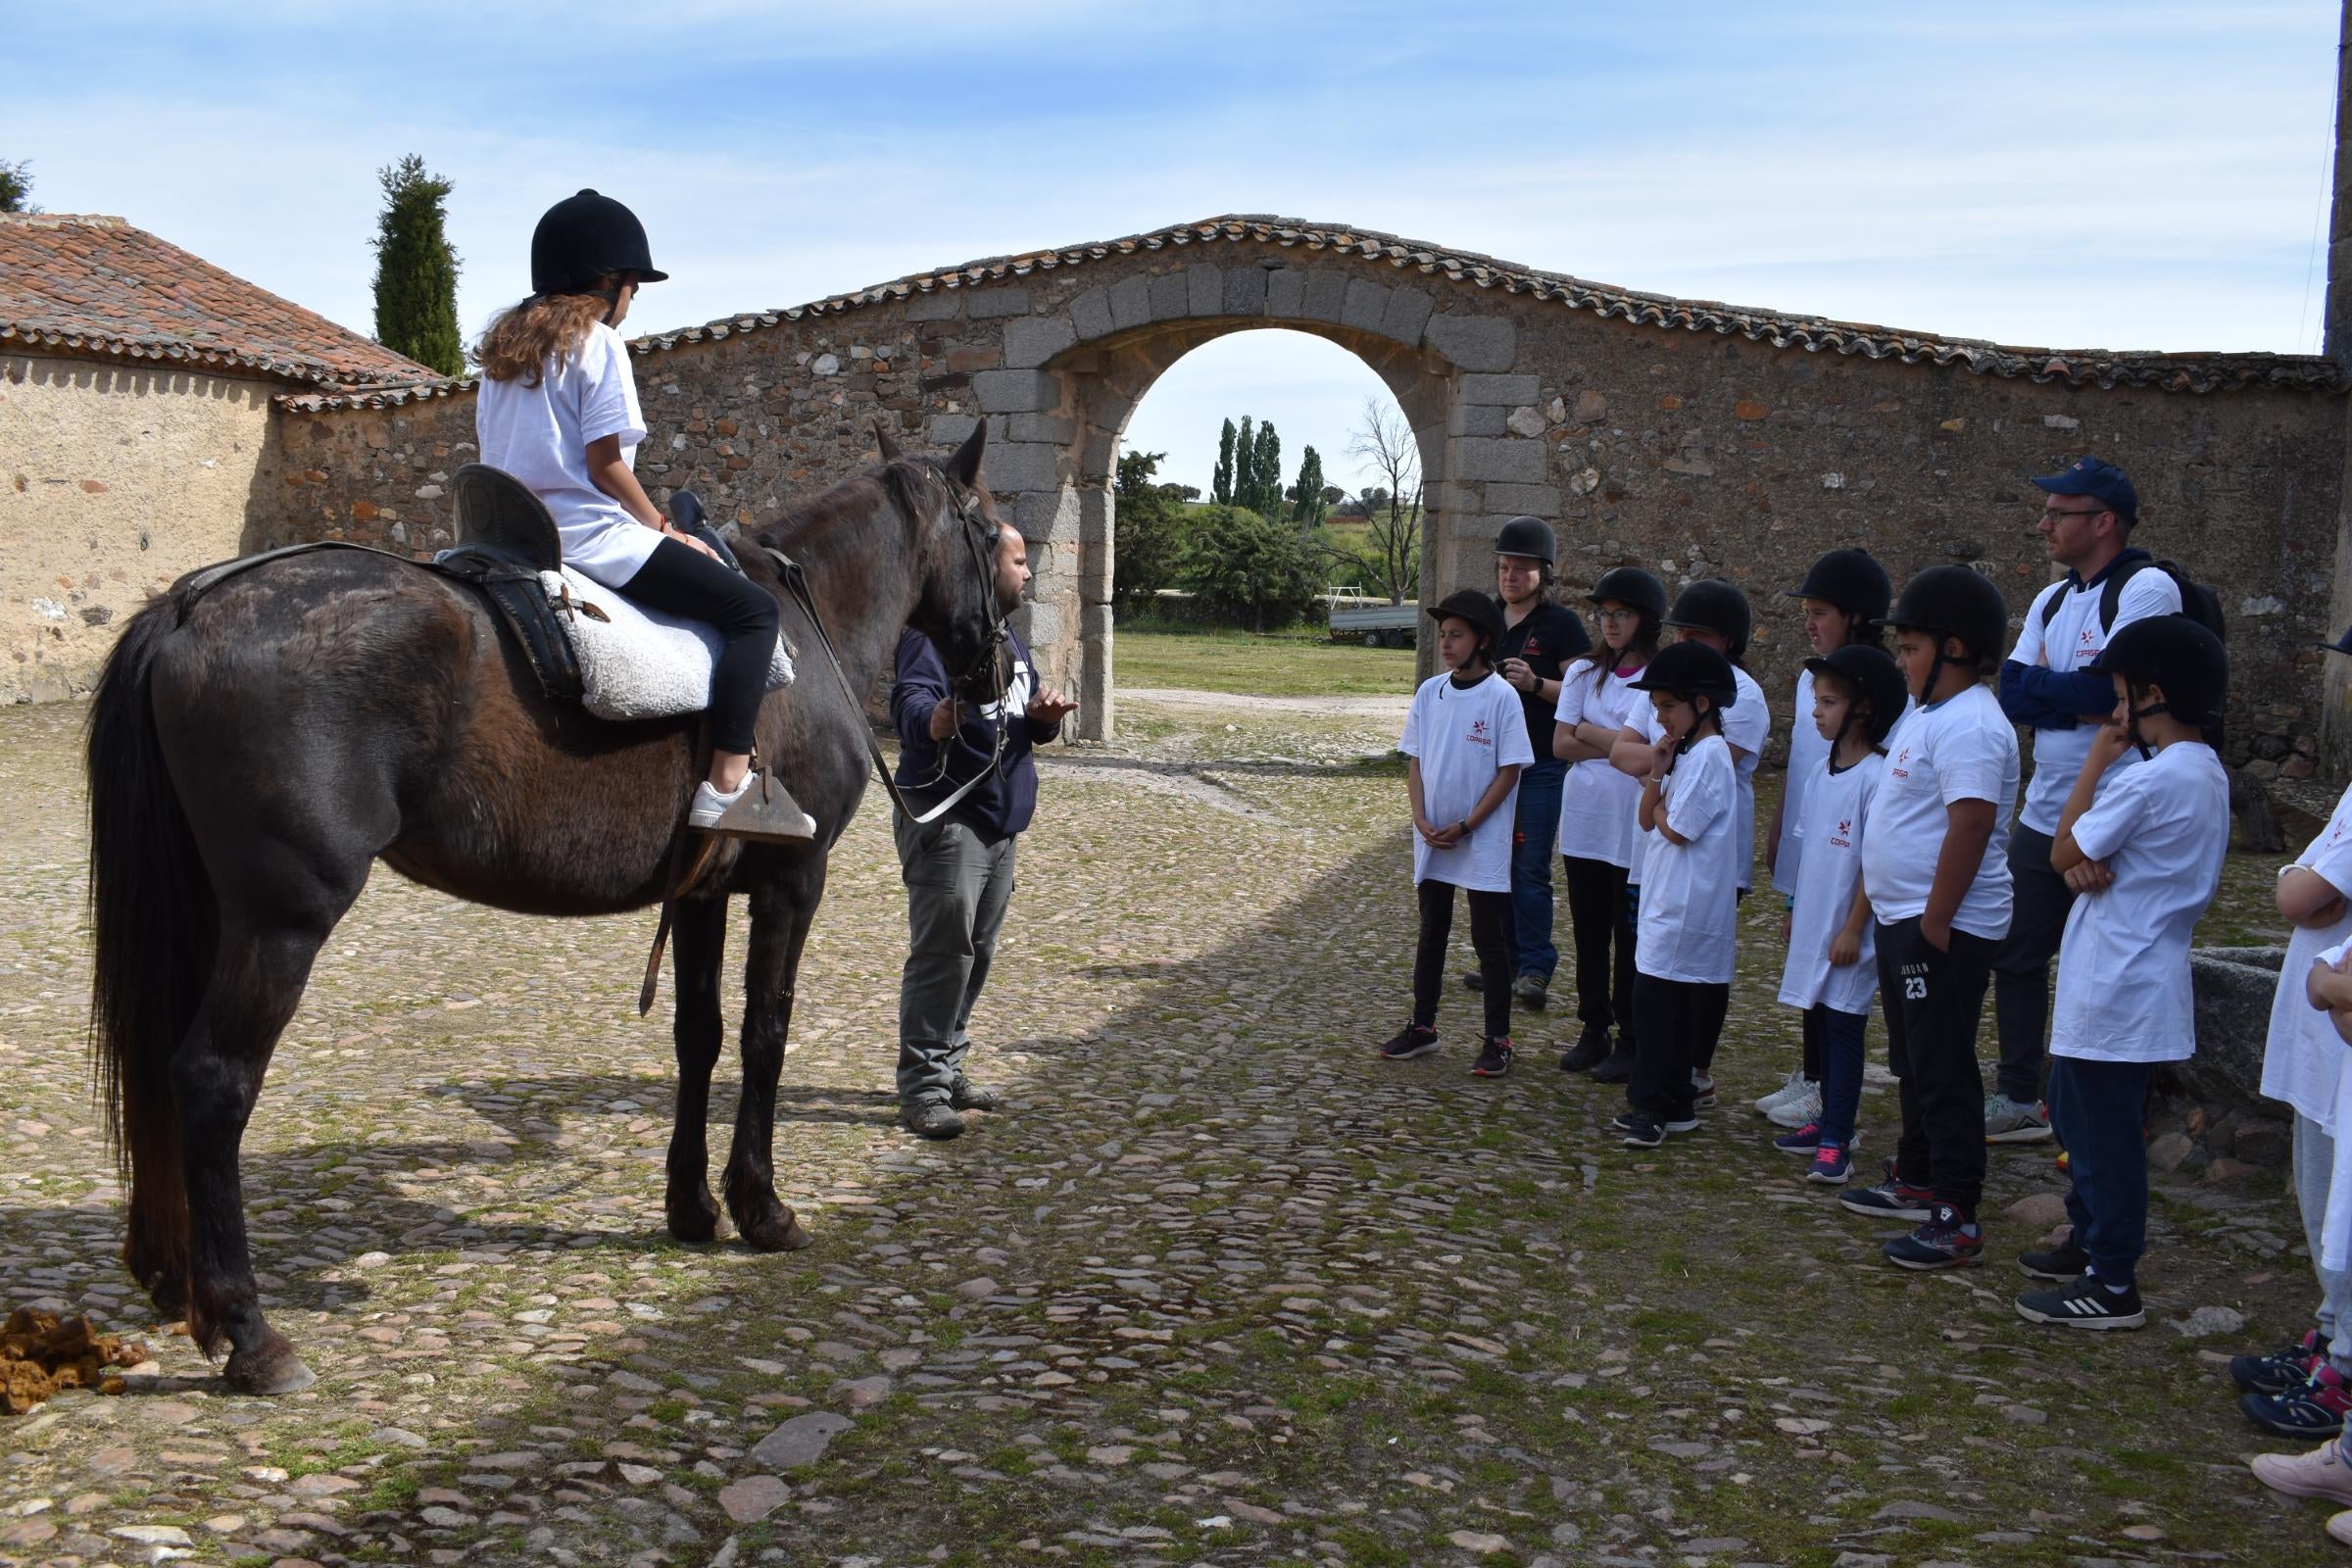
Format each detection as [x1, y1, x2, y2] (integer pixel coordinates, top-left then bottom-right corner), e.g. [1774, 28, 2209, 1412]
[1990, 458, 2181, 1142]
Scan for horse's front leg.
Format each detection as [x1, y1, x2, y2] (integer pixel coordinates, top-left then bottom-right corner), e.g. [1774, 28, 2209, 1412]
[663, 895, 728, 1244]
[723, 873, 817, 1251]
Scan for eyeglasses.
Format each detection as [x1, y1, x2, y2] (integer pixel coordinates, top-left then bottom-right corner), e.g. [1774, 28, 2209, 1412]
[2039, 505, 2110, 522]
[1594, 608, 1640, 624]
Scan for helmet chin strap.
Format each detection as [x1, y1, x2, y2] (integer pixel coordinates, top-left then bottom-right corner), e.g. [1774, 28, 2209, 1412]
[2125, 695, 2168, 761]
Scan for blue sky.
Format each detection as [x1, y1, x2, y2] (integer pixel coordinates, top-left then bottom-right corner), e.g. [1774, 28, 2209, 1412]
[8, 2, 2339, 496]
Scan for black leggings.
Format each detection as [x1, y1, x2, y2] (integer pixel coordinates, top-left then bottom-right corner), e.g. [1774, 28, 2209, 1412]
[1562, 856, 1635, 1039]
[620, 537, 781, 754]
[1412, 879, 1512, 1040]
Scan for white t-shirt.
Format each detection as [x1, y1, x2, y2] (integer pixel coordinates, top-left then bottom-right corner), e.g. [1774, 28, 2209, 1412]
[2263, 782, 2352, 1127]
[1775, 667, 1827, 898]
[2007, 565, 2182, 836]
[475, 320, 660, 588]
[1637, 734, 1741, 985]
[2048, 742, 2230, 1063]
[2313, 927, 2352, 1274]
[1724, 664, 1769, 892]
[1553, 662, 1644, 867]
[1861, 684, 2021, 940]
[1623, 702, 1666, 887]
[1779, 752, 1884, 1016]
[1399, 671, 1535, 894]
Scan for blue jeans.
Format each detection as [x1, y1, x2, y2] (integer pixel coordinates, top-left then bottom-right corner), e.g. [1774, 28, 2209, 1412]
[1505, 760, 1565, 982]
[1812, 1004, 1870, 1149]
[2048, 1055, 2157, 1288]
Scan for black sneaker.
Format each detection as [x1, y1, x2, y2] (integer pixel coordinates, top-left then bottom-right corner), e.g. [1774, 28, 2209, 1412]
[2015, 1274, 2145, 1331]
[1378, 1024, 1441, 1061]
[2242, 1365, 2352, 1438]
[900, 1101, 965, 1140]
[1882, 1203, 1984, 1271]
[1838, 1157, 1936, 1221]
[1557, 1026, 1610, 1073]
[2232, 1330, 2328, 1396]
[2018, 1237, 2089, 1283]
[1590, 1045, 1639, 1085]
[948, 1074, 1002, 1113]
[1618, 1112, 1665, 1149]
[1511, 975, 1548, 1010]
[1458, 969, 1486, 994]
[1471, 1038, 1515, 1078]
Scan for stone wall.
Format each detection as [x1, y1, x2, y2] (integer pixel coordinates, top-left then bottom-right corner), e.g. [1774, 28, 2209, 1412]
[2, 353, 277, 704]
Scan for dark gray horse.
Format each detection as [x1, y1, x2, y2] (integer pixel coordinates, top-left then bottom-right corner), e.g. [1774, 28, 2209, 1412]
[84, 423, 1006, 1394]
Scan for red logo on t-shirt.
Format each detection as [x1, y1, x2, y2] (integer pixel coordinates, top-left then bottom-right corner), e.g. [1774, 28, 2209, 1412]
[1467, 717, 1493, 747]
[1890, 747, 1910, 779]
[1830, 817, 1853, 849]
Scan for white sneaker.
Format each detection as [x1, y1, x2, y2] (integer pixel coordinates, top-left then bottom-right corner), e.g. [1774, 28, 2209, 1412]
[1753, 1068, 1810, 1116]
[1768, 1082, 1825, 1130]
[687, 775, 753, 829]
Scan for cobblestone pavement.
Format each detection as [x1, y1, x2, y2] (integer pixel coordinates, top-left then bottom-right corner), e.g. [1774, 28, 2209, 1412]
[0, 692, 2340, 1567]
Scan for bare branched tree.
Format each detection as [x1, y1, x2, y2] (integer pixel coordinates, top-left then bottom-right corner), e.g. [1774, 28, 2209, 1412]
[1348, 397, 1425, 605]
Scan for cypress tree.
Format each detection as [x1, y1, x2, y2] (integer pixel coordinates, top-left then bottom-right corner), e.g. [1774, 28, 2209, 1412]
[1250, 421, 1280, 517]
[1233, 416, 1254, 510]
[1211, 417, 1237, 506]
[370, 154, 464, 377]
[0, 160, 33, 214]
[1293, 446, 1327, 528]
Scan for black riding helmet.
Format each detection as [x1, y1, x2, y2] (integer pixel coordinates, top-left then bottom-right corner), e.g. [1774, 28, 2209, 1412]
[2087, 613, 2230, 749]
[531, 189, 668, 297]
[1494, 515, 1557, 568]
[1886, 565, 2008, 683]
[1629, 639, 1739, 710]
[2318, 626, 2352, 658]
[1662, 578, 1753, 661]
[1786, 548, 1891, 627]
[1588, 565, 1668, 619]
[1804, 644, 1907, 749]
[1428, 588, 1504, 659]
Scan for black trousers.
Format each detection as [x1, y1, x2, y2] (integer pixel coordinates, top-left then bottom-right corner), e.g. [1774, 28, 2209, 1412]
[621, 536, 782, 755]
[1413, 878, 1512, 1040]
[1876, 915, 1995, 1219]
[1630, 972, 1728, 1123]
[1988, 821, 2075, 1104]
[1562, 856, 1636, 1039]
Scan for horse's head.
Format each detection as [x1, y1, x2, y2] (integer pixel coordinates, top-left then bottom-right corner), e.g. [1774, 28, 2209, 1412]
[906, 420, 1013, 700]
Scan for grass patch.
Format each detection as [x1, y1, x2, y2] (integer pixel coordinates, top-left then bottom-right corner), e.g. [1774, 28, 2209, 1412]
[1117, 626, 1415, 698]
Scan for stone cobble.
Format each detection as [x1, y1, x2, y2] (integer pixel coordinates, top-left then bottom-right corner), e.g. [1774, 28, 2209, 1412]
[0, 693, 2340, 1567]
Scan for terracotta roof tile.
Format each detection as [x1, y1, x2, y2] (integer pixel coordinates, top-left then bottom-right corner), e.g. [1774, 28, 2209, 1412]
[0, 213, 436, 388]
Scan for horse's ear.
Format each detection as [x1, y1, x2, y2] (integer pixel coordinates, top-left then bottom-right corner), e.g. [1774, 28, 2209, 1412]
[873, 424, 900, 465]
[946, 418, 987, 489]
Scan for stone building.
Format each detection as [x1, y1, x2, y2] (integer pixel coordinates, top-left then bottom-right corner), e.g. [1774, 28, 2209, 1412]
[0, 212, 435, 704]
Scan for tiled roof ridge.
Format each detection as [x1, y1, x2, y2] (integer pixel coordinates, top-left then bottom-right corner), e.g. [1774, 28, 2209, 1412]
[2, 212, 437, 390]
[277, 213, 2346, 411]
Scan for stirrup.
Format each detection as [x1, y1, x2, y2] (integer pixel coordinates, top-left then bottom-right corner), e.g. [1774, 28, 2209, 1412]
[703, 768, 817, 843]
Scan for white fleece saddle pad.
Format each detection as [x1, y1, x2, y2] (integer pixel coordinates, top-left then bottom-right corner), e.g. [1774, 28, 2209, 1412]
[541, 565, 795, 722]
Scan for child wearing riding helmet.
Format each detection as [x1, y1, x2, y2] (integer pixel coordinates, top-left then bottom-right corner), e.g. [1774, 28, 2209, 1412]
[1383, 590, 1535, 1076]
[1844, 566, 2019, 1273]
[1552, 566, 1665, 1080]
[1772, 645, 1905, 1185]
[2009, 615, 2230, 1331]
[1612, 641, 1743, 1149]
[1760, 550, 1892, 1130]
[475, 189, 804, 842]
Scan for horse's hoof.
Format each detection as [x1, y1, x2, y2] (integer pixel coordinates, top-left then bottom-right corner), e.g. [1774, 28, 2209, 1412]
[666, 1185, 721, 1245]
[740, 1207, 812, 1253]
[224, 1334, 317, 1396]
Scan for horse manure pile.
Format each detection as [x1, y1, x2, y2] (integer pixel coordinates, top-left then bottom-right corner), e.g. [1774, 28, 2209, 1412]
[1, 1308, 150, 1413]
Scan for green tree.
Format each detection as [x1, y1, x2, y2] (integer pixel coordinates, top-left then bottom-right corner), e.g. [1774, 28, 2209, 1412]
[0, 160, 34, 214]
[370, 154, 464, 376]
[1211, 417, 1237, 506]
[1291, 445, 1328, 528]
[1232, 416, 1254, 509]
[1246, 420, 1281, 516]
[1112, 449, 1188, 614]
[1184, 504, 1325, 633]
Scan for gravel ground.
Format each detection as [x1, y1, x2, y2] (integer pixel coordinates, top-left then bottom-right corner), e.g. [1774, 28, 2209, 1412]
[0, 691, 2341, 1568]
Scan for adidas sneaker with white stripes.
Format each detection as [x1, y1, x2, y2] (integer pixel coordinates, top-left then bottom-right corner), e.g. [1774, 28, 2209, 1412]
[2014, 1273, 2145, 1331]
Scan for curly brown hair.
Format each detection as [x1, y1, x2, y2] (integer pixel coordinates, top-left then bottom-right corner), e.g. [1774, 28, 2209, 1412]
[473, 291, 612, 387]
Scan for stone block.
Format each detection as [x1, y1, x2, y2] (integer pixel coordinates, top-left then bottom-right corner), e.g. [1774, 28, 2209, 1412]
[1343, 277, 1392, 333]
[979, 440, 1063, 493]
[1424, 312, 1517, 372]
[1484, 482, 1561, 515]
[1382, 285, 1434, 346]
[1458, 372, 1542, 407]
[2177, 948, 2284, 1113]
[1069, 286, 1114, 342]
[970, 369, 1060, 414]
[1452, 437, 1547, 485]
[1015, 486, 1079, 544]
[1187, 264, 1223, 317]
[1108, 273, 1153, 332]
[1020, 598, 1066, 651]
[1222, 266, 1267, 318]
[1265, 268, 1307, 318]
[1446, 403, 1507, 438]
[927, 413, 980, 446]
[1148, 270, 1190, 322]
[904, 291, 961, 322]
[967, 287, 1032, 319]
[1002, 315, 1078, 369]
[1302, 269, 1348, 323]
[1006, 413, 1075, 446]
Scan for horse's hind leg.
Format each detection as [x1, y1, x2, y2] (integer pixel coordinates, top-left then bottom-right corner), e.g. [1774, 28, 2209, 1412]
[723, 876, 816, 1252]
[664, 896, 728, 1243]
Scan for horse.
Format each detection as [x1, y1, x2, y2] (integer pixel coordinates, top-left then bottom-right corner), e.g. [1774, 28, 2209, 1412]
[82, 421, 1008, 1395]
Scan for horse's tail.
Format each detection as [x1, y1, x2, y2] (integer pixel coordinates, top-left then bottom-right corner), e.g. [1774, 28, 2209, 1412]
[85, 596, 211, 1300]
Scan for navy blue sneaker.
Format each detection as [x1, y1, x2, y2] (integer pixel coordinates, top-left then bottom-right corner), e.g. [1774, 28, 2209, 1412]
[1883, 1203, 1984, 1271]
[2242, 1365, 2352, 1439]
[1379, 1025, 1440, 1061]
[2232, 1330, 2328, 1396]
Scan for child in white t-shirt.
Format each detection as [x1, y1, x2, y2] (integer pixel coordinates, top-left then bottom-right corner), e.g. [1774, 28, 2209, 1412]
[2012, 615, 2230, 1332]
[1772, 645, 1906, 1185]
[1611, 641, 1743, 1149]
[1845, 566, 2019, 1273]
[1386, 591, 1536, 1077]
